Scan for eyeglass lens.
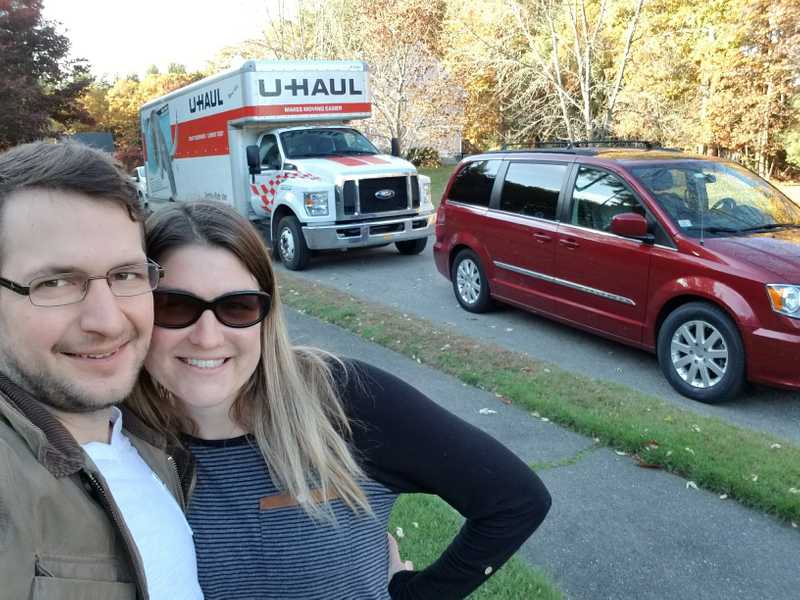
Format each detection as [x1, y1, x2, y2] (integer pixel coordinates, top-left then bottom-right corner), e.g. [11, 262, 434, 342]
[153, 291, 271, 329]
[29, 263, 160, 306]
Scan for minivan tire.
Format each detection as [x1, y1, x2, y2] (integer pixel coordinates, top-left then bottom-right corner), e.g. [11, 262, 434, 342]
[395, 238, 427, 255]
[451, 249, 493, 313]
[657, 302, 745, 403]
[277, 215, 310, 271]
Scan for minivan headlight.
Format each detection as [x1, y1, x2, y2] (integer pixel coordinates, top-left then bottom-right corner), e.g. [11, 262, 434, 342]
[303, 191, 329, 217]
[766, 284, 800, 318]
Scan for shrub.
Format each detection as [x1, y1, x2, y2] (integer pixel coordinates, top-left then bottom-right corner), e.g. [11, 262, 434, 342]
[406, 146, 441, 168]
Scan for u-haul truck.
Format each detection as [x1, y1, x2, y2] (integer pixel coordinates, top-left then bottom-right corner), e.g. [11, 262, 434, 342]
[139, 59, 434, 270]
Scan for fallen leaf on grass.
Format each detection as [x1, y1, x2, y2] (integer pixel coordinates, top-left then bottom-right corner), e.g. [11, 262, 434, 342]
[770, 443, 782, 450]
[750, 474, 759, 482]
[479, 408, 497, 415]
[719, 494, 728, 500]
[686, 481, 698, 490]
[395, 527, 405, 539]
[684, 447, 695, 455]
[412, 522, 419, 529]
[789, 488, 799, 495]
[614, 450, 628, 456]
[634, 455, 662, 469]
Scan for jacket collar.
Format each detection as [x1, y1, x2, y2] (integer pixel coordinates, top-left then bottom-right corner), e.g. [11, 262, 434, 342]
[0, 373, 85, 477]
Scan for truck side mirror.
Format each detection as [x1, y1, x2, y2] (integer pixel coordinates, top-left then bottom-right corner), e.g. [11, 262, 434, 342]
[246, 145, 262, 177]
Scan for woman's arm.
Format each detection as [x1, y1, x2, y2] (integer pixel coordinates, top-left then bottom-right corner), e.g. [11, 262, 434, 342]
[339, 360, 552, 600]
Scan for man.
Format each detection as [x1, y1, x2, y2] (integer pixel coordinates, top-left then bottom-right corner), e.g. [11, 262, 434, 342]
[0, 141, 202, 599]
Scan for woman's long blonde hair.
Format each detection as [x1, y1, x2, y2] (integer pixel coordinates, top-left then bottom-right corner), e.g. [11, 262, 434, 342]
[127, 201, 370, 518]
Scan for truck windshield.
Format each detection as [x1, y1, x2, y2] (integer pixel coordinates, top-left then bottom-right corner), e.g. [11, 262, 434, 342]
[280, 128, 379, 159]
[630, 160, 800, 238]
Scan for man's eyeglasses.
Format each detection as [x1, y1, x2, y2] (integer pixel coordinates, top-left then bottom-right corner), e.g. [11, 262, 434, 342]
[0, 262, 164, 307]
[153, 289, 272, 329]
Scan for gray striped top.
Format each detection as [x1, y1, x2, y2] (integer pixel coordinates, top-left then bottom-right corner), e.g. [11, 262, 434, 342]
[186, 435, 397, 600]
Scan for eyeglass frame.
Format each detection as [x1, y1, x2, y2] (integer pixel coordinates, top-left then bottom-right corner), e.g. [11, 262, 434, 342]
[153, 289, 273, 329]
[0, 261, 165, 307]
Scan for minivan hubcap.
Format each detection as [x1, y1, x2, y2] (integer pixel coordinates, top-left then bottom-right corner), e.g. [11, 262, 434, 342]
[670, 320, 728, 388]
[279, 228, 295, 262]
[456, 259, 481, 304]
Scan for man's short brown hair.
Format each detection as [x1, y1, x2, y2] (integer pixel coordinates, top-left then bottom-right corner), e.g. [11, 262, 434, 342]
[0, 141, 145, 263]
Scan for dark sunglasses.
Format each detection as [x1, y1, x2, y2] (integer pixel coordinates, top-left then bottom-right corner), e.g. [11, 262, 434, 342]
[153, 289, 272, 329]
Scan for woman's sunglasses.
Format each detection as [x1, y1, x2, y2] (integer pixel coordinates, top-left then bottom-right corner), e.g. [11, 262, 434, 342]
[153, 289, 272, 329]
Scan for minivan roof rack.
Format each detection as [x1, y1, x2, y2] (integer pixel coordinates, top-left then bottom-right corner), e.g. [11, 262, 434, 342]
[494, 139, 674, 153]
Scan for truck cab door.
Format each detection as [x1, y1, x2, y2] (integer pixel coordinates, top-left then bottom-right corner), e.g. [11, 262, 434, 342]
[250, 134, 282, 215]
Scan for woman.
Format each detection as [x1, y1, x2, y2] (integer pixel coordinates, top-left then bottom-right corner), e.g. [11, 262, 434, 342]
[128, 201, 551, 600]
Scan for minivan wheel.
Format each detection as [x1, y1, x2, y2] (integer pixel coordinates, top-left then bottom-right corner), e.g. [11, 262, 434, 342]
[277, 216, 310, 271]
[451, 249, 493, 313]
[657, 302, 744, 403]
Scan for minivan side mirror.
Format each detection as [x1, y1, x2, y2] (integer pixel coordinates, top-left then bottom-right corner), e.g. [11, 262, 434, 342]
[246, 145, 262, 176]
[610, 212, 654, 243]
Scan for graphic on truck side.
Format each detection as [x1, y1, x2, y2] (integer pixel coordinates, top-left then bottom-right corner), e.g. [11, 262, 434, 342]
[144, 104, 177, 198]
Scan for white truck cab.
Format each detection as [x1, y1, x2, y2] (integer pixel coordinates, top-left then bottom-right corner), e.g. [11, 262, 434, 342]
[140, 60, 434, 270]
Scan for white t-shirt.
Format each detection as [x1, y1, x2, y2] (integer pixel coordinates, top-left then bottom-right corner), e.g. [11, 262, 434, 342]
[82, 407, 203, 600]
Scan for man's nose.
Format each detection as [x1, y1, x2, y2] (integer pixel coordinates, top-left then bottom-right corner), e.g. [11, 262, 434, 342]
[78, 278, 127, 337]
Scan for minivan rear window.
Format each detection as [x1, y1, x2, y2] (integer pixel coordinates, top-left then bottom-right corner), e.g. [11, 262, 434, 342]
[500, 162, 567, 220]
[447, 160, 501, 207]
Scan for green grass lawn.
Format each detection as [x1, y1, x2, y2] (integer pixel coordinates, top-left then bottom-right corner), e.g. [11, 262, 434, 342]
[390, 494, 562, 599]
[419, 165, 456, 206]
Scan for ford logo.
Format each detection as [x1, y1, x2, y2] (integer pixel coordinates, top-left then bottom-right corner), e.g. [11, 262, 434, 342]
[375, 189, 395, 200]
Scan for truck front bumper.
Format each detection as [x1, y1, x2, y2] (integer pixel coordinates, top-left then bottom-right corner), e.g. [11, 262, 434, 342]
[302, 212, 435, 250]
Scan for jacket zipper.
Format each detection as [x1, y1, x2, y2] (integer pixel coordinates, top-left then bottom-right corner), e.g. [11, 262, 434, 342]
[166, 454, 187, 511]
[83, 470, 149, 600]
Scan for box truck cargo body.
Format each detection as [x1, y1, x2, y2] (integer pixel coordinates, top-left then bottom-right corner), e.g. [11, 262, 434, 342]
[139, 60, 434, 270]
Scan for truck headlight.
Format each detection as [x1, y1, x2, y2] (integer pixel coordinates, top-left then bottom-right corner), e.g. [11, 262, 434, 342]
[422, 181, 432, 209]
[303, 191, 329, 217]
[766, 284, 800, 318]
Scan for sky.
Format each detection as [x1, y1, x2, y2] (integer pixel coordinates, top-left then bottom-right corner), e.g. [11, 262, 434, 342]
[42, 0, 289, 80]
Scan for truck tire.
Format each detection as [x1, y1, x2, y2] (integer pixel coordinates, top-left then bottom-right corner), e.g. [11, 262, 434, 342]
[277, 216, 310, 271]
[656, 302, 745, 403]
[395, 238, 427, 255]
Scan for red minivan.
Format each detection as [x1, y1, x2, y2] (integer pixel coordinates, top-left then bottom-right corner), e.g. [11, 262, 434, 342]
[433, 145, 800, 403]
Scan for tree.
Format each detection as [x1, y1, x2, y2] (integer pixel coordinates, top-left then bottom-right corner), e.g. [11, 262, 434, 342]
[0, 0, 93, 149]
[445, 0, 645, 145]
[616, 0, 800, 177]
[77, 70, 203, 169]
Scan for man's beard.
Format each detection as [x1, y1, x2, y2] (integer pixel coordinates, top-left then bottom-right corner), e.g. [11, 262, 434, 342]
[0, 353, 128, 413]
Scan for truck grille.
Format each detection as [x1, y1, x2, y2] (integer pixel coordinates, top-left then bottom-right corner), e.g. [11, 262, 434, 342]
[337, 176, 414, 216]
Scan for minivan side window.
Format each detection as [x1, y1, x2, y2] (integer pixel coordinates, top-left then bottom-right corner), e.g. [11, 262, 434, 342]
[447, 160, 501, 207]
[570, 165, 644, 231]
[500, 162, 567, 220]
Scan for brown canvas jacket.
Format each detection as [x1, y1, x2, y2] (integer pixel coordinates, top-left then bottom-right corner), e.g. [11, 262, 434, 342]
[0, 374, 192, 600]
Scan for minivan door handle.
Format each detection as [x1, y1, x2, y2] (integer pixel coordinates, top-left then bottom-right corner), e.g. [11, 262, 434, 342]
[532, 233, 552, 243]
[559, 238, 580, 249]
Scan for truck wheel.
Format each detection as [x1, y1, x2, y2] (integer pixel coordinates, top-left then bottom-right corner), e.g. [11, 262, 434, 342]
[395, 238, 427, 255]
[277, 216, 310, 271]
[451, 249, 493, 313]
[656, 302, 744, 403]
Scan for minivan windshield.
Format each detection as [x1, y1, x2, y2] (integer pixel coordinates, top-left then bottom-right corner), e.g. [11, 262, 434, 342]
[630, 160, 800, 238]
[280, 128, 379, 159]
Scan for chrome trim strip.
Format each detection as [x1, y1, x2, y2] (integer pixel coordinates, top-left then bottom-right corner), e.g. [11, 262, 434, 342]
[494, 260, 636, 306]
